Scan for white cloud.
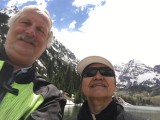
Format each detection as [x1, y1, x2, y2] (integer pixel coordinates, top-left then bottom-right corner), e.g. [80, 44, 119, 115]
[73, 0, 104, 7]
[6, 0, 47, 9]
[7, 0, 33, 7]
[35, 0, 47, 9]
[72, 0, 104, 10]
[55, 0, 160, 67]
[69, 20, 76, 29]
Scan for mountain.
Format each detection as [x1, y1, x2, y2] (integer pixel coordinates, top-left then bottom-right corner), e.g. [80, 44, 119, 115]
[115, 59, 160, 88]
[38, 39, 79, 71]
[0, 6, 160, 99]
[47, 38, 160, 89]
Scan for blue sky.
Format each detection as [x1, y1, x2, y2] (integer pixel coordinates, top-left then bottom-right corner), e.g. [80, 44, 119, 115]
[0, 0, 160, 67]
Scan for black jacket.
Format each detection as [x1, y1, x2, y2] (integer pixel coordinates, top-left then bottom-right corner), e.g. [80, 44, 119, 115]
[0, 47, 66, 120]
[68, 100, 147, 120]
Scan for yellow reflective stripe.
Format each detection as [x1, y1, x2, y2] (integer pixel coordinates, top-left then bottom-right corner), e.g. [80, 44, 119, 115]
[0, 82, 44, 120]
[0, 60, 5, 71]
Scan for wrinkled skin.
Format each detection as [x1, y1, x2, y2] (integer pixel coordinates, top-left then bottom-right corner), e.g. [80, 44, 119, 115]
[4, 9, 50, 69]
[82, 63, 116, 114]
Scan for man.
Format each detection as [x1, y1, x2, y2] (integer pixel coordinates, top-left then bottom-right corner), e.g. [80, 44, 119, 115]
[0, 5, 66, 120]
[71, 55, 147, 120]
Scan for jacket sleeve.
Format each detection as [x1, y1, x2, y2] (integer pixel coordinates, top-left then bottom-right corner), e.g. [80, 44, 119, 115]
[27, 79, 66, 120]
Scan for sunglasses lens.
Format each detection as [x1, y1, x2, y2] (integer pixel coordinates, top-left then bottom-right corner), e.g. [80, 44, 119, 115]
[99, 67, 114, 77]
[83, 68, 97, 77]
[82, 67, 114, 78]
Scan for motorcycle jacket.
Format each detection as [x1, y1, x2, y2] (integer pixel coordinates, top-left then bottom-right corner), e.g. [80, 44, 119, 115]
[0, 47, 66, 120]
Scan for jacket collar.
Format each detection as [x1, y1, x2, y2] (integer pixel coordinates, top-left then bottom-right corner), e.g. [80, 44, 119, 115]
[0, 46, 37, 84]
[78, 100, 123, 120]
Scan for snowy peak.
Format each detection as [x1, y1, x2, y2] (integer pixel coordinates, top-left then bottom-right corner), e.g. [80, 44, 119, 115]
[115, 59, 160, 88]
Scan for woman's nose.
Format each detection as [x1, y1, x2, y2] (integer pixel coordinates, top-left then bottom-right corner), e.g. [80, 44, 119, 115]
[94, 71, 103, 80]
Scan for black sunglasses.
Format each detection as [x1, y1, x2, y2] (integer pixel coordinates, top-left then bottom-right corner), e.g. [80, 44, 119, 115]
[82, 67, 115, 78]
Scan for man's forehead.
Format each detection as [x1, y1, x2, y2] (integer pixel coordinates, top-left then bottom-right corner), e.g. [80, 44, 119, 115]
[20, 9, 52, 27]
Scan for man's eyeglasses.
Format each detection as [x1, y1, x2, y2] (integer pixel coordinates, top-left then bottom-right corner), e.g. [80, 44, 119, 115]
[82, 67, 115, 78]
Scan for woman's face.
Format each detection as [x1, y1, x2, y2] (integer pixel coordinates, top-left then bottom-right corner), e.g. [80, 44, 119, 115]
[82, 63, 116, 99]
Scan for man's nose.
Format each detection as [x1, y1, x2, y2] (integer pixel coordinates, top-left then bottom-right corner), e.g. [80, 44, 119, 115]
[25, 27, 36, 37]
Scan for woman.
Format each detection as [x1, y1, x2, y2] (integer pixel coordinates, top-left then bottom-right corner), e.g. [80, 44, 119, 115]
[68, 55, 147, 120]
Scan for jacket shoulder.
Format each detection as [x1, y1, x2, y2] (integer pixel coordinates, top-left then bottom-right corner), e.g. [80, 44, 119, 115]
[34, 75, 65, 99]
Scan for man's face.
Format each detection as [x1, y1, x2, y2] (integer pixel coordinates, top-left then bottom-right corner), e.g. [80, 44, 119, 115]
[82, 63, 116, 99]
[4, 9, 50, 67]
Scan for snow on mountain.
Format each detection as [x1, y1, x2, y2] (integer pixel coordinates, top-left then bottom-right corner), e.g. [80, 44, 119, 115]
[114, 59, 160, 88]
[50, 40, 160, 88]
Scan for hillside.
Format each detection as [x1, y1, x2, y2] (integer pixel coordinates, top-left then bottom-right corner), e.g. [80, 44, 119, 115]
[116, 87, 160, 106]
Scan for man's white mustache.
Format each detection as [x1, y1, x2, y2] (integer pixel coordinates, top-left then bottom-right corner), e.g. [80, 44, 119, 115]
[17, 34, 36, 45]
